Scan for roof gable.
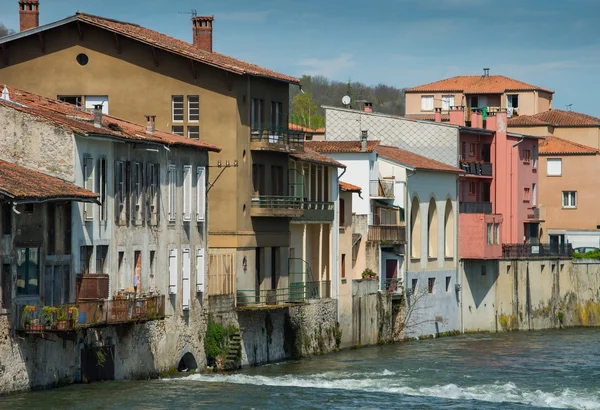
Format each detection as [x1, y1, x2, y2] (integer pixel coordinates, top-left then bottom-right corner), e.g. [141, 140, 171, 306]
[406, 75, 553, 94]
[508, 109, 600, 127]
[539, 136, 600, 155]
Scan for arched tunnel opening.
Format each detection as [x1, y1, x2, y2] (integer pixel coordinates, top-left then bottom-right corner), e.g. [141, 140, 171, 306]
[177, 352, 198, 372]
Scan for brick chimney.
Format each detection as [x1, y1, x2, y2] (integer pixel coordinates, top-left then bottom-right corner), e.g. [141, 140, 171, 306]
[145, 115, 156, 135]
[192, 16, 214, 52]
[360, 130, 368, 152]
[449, 106, 465, 126]
[434, 107, 442, 122]
[19, 0, 39, 32]
[363, 102, 373, 113]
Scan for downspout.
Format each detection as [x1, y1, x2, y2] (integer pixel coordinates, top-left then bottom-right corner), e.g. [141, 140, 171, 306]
[405, 169, 416, 306]
[511, 139, 525, 242]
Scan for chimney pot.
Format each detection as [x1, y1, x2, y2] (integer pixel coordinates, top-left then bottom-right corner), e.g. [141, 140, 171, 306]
[192, 16, 214, 52]
[483, 68, 490, 78]
[145, 115, 156, 135]
[434, 107, 442, 122]
[360, 130, 368, 152]
[93, 104, 103, 128]
[19, 0, 39, 32]
[363, 102, 373, 113]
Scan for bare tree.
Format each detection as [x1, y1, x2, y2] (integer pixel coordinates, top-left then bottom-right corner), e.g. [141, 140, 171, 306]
[398, 285, 446, 337]
[0, 23, 15, 37]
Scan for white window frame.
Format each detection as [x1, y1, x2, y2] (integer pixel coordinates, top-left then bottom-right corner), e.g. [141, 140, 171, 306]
[172, 95, 184, 122]
[197, 166, 206, 222]
[421, 95, 434, 111]
[562, 191, 577, 209]
[441, 95, 454, 111]
[83, 156, 95, 221]
[188, 95, 199, 122]
[171, 125, 184, 136]
[547, 158, 562, 176]
[532, 145, 538, 168]
[187, 126, 200, 140]
[493, 223, 500, 244]
[196, 247, 205, 293]
[507, 94, 519, 109]
[182, 247, 191, 310]
[168, 164, 177, 222]
[168, 248, 178, 295]
[183, 165, 192, 222]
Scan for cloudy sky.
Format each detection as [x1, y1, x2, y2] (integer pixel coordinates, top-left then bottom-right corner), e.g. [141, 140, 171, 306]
[2, 0, 599, 115]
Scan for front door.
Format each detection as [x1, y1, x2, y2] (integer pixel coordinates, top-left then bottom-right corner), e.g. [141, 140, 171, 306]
[385, 259, 398, 291]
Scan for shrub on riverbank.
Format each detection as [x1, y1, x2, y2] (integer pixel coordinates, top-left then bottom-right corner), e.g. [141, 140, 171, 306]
[204, 316, 238, 367]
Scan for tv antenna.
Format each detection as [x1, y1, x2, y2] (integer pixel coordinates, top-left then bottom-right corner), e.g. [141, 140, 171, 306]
[179, 9, 198, 18]
[566, 104, 573, 111]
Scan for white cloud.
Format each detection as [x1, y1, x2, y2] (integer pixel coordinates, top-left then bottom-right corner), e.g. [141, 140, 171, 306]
[297, 54, 355, 78]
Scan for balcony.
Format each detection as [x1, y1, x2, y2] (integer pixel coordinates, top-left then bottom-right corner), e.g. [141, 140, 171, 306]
[502, 243, 573, 259]
[251, 195, 304, 218]
[461, 161, 492, 177]
[17, 295, 166, 334]
[250, 124, 304, 153]
[460, 202, 492, 214]
[294, 201, 334, 222]
[236, 281, 331, 308]
[370, 179, 394, 199]
[368, 225, 406, 243]
[382, 277, 402, 293]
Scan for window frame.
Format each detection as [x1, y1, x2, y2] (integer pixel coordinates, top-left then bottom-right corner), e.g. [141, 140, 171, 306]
[562, 191, 577, 209]
[523, 187, 531, 203]
[421, 95, 434, 111]
[114, 160, 126, 224]
[187, 126, 200, 140]
[83, 156, 95, 221]
[441, 95, 454, 111]
[16, 247, 41, 297]
[196, 166, 206, 222]
[172, 95, 184, 123]
[171, 125, 184, 136]
[487, 223, 493, 245]
[187, 95, 199, 123]
[547, 158, 562, 176]
[182, 165, 193, 222]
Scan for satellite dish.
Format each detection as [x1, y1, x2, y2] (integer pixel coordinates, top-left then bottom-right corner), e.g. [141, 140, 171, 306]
[342, 95, 351, 106]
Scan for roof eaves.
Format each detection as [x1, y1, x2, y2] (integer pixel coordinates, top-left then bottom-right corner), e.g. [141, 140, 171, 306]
[377, 155, 416, 172]
[0, 15, 77, 45]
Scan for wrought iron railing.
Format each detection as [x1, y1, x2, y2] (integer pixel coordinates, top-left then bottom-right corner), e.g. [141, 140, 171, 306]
[461, 161, 492, 176]
[382, 278, 402, 292]
[368, 225, 406, 243]
[236, 281, 331, 307]
[251, 195, 303, 210]
[251, 124, 304, 148]
[502, 243, 573, 259]
[369, 179, 394, 198]
[459, 202, 492, 214]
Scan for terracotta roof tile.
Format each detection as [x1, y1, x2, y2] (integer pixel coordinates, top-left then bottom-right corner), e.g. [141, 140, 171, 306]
[288, 123, 315, 132]
[405, 114, 450, 122]
[376, 145, 464, 173]
[0, 86, 221, 152]
[339, 181, 362, 193]
[539, 136, 600, 155]
[290, 148, 345, 168]
[0, 159, 98, 202]
[75, 13, 299, 84]
[406, 75, 553, 94]
[305, 140, 380, 153]
[314, 127, 326, 133]
[508, 109, 600, 127]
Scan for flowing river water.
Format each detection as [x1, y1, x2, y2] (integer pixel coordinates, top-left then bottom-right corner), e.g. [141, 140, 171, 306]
[3, 328, 600, 409]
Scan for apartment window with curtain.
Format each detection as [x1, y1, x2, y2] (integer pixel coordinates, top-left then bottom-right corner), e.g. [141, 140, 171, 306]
[421, 95, 434, 111]
[172, 96, 184, 122]
[441, 95, 454, 111]
[532, 145, 538, 168]
[562, 191, 577, 209]
[507, 94, 519, 108]
[188, 96, 199, 122]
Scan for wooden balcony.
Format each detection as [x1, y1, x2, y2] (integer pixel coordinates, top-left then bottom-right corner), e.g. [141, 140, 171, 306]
[250, 125, 304, 153]
[368, 225, 406, 244]
[250, 195, 304, 218]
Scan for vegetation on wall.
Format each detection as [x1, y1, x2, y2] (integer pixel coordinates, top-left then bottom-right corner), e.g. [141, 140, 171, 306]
[204, 316, 238, 366]
[573, 250, 600, 260]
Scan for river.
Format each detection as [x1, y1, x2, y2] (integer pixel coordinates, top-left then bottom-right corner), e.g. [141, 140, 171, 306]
[3, 328, 599, 409]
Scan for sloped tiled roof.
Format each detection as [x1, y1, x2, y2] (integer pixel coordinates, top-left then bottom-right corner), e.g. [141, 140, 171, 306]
[339, 181, 362, 193]
[376, 145, 464, 173]
[74, 13, 299, 84]
[0, 159, 98, 202]
[406, 75, 553, 94]
[305, 140, 380, 153]
[0, 86, 221, 152]
[508, 109, 600, 127]
[291, 148, 346, 168]
[288, 123, 315, 133]
[539, 136, 600, 156]
[405, 114, 450, 122]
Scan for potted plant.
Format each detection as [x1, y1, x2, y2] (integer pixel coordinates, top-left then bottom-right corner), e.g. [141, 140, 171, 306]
[361, 268, 378, 280]
[67, 306, 79, 325]
[55, 306, 69, 331]
[42, 306, 57, 330]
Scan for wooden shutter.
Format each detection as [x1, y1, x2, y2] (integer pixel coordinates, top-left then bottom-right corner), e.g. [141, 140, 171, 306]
[196, 166, 206, 222]
[182, 247, 191, 310]
[169, 248, 178, 295]
[196, 248, 205, 293]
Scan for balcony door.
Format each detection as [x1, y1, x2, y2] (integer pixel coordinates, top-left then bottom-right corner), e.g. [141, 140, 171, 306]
[385, 259, 398, 291]
[525, 223, 540, 245]
[481, 144, 491, 163]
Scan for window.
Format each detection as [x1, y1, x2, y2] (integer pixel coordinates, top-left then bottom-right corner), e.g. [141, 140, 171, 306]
[188, 96, 199, 122]
[58, 95, 82, 107]
[132, 162, 143, 223]
[183, 165, 192, 222]
[172, 96, 184, 122]
[493, 223, 500, 244]
[532, 145, 538, 168]
[187, 126, 200, 140]
[118, 251, 125, 291]
[411, 278, 418, 293]
[523, 149, 531, 163]
[96, 245, 108, 274]
[421, 95, 434, 111]
[341, 254, 346, 279]
[16, 248, 40, 296]
[441, 95, 454, 111]
[43, 265, 70, 306]
[114, 161, 126, 224]
[2, 264, 11, 309]
[47, 204, 56, 255]
[445, 276, 451, 292]
[469, 181, 475, 195]
[270, 101, 283, 130]
[171, 126, 184, 136]
[507, 94, 519, 109]
[182, 247, 191, 310]
[461, 142, 466, 160]
[428, 278, 435, 294]
[481, 265, 487, 276]
[470, 96, 479, 108]
[24, 204, 34, 214]
[339, 198, 345, 226]
[80, 246, 93, 275]
[547, 158, 562, 176]
[169, 248, 178, 295]
[469, 143, 475, 155]
[487, 223, 493, 245]
[1, 202, 11, 235]
[523, 187, 531, 203]
[196, 166, 206, 222]
[532, 183, 537, 206]
[83, 156, 94, 221]
[98, 158, 107, 221]
[251, 98, 263, 130]
[147, 163, 160, 224]
[562, 191, 577, 208]
[133, 250, 142, 294]
[63, 204, 72, 255]
[84, 96, 109, 114]
[149, 250, 156, 291]
[168, 164, 177, 222]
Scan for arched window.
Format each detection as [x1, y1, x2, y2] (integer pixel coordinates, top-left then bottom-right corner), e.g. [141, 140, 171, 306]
[428, 198, 438, 258]
[444, 199, 454, 258]
[410, 196, 421, 258]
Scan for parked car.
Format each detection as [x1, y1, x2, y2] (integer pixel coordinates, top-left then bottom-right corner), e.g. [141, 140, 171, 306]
[574, 247, 600, 254]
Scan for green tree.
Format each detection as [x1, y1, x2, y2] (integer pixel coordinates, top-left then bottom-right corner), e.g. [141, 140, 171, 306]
[290, 92, 324, 129]
[0, 23, 15, 38]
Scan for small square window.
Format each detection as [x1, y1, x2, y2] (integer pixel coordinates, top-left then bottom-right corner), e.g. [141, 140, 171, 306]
[171, 125, 184, 136]
[547, 158, 562, 176]
[523, 187, 531, 203]
[421, 96, 434, 111]
[562, 191, 577, 208]
[188, 126, 200, 140]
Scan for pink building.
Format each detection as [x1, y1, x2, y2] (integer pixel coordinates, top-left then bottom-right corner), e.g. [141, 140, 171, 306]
[445, 107, 542, 259]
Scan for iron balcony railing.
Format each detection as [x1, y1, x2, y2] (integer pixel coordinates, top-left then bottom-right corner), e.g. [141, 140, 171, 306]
[17, 295, 166, 334]
[370, 179, 394, 198]
[382, 277, 402, 293]
[502, 243, 573, 259]
[251, 195, 303, 210]
[461, 161, 492, 177]
[368, 225, 406, 243]
[251, 124, 304, 150]
[459, 202, 492, 214]
[236, 281, 331, 307]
